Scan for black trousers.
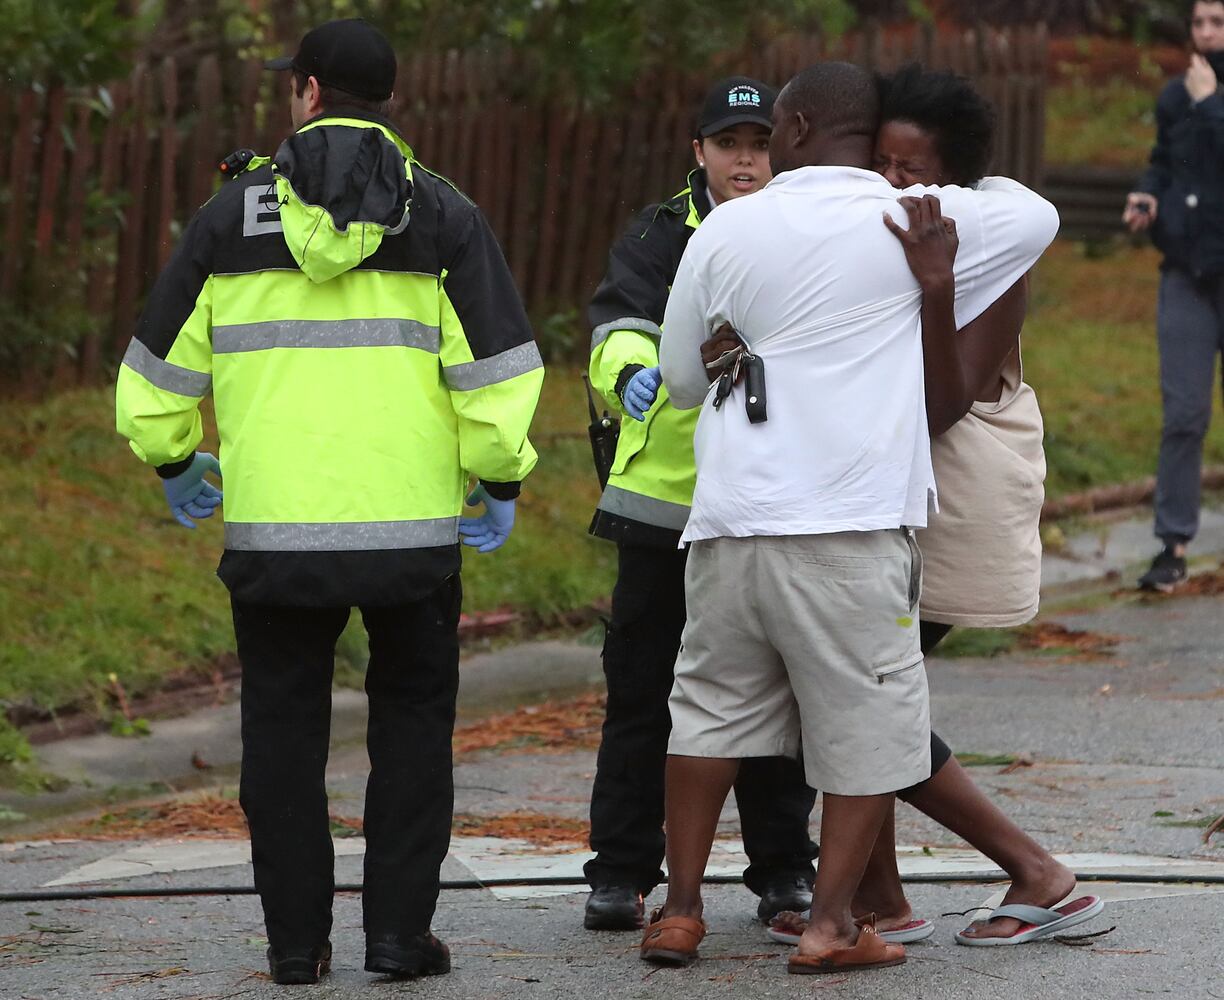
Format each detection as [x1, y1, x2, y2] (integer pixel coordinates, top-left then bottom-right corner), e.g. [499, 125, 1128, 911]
[585, 544, 819, 896]
[232, 576, 462, 953]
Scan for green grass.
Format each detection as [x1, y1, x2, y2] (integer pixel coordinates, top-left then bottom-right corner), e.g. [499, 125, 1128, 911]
[932, 628, 1019, 660]
[1025, 241, 1224, 497]
[0, 370, 614, 779]
[953, 752, 1018, 767]
[4, 238, 1224, 782]
[1045, 76, 1159, 169]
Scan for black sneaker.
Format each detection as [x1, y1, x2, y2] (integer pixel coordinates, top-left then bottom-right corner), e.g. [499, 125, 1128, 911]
[756, 874, 814, 924]
[584, 884, 645, 930]
[1138, 547, 1187, 592]
[267, 941, 331, 985]
[365, 932, 451, 978]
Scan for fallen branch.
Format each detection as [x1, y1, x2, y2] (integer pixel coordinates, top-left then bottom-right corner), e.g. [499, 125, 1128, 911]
[1042, 466, 1224, 521]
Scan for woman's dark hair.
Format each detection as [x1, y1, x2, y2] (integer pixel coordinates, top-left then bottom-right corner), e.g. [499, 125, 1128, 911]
[876, 64, 996, 185]
[291, 69, 391, 118]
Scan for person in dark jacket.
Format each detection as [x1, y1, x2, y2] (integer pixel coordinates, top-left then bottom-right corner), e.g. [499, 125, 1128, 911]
[583, 77, 819, 933]
[1125, 0, 1224, 590]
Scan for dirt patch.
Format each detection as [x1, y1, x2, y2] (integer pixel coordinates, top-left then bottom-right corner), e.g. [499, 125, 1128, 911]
[1017, 622, 1122, 660]
[452, 811, 588, 847]
[45, 794, 249, 840]
[454, 693, 605, 757]
[38, 793, 589, 848]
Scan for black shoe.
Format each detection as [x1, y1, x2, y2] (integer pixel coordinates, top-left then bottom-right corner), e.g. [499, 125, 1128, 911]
[584, 884, 645, 930]
[1138, 547, 1187, 592]
[756, 875, 813, 924]
[365, 932, 451, 978]
[267, 941, 332, 985]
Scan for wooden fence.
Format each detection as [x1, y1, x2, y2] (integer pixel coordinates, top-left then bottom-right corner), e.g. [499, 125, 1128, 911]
[0, 23, 1048, 387]
[1042, 165, 1142, 241]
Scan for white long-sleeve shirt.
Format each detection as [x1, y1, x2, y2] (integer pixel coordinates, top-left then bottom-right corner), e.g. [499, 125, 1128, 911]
[659, 166, 1059, 543]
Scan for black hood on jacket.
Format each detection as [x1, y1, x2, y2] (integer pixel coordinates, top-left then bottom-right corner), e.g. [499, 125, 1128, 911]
[274, 122, 412, 233]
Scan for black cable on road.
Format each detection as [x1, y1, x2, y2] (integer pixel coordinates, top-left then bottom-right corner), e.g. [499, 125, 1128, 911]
[3, 870, 1222, 904]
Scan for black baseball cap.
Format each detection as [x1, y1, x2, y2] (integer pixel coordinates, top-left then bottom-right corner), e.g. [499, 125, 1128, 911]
[696, 76, 777, 138]
[265, 19, 397, 102]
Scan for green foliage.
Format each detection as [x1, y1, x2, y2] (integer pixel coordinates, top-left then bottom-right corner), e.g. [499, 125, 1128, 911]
[0, 0, 146, 87]
[108, 716, 152, 738]
[932, 628, 1018, 659]
[284, 0, 857, 101]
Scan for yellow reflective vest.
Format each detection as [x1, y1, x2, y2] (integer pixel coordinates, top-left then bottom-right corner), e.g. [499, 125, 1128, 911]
[587, 170, 711, 548]
[116, 113, 544, 604]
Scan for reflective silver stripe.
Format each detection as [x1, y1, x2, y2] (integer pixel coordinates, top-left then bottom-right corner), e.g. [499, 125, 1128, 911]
[591, 317, 662, 351]
[121, 338, 212, 397]
[213, 318, 440, 354]
[597, 485, 690, 532]
[444, 341, 543, 391]
[225, 517, 458, 552]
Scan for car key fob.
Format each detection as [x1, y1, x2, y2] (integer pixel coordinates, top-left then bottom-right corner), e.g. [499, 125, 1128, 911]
[744, 354, 767, 423]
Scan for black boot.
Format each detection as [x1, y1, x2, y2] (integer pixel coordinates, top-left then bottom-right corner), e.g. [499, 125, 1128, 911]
[365, 932, 451, 978]
[584, 884, 646, 930]
[756, 874, 814, 924]
[267, 941, 332, 985]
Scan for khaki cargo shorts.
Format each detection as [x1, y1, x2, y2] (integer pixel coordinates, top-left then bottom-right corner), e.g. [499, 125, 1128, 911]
[667, 530, 931, 796]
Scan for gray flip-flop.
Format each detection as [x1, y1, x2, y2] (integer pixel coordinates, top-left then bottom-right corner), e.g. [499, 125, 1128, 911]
[955, 895, 1104, 946]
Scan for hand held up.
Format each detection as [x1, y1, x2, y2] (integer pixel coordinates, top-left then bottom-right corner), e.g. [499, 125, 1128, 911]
[883, 194, 958, 290]
[1187, 53, 1219, 103]
[1122, 192, 1158, 233]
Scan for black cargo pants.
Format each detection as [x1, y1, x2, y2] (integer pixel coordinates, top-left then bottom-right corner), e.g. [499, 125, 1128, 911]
[232, 575, 461, 954]
[584, 543, 819, 896]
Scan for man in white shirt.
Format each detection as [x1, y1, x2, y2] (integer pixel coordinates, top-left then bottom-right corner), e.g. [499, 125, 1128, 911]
[638, 63, 1059, 974]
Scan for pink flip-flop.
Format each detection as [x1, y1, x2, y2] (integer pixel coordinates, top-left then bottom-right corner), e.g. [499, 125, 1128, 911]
[954, 895, 1105, 946]
[768, 911, 935, 946]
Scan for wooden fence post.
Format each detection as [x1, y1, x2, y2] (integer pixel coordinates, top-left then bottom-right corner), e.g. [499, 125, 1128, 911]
[82, 84, 126, 380]
[156, 58, 180, 270]
[112, 64, 151, 354]
[33, 87, 68, 261]
[1, 90, 41, 297]
[189, 57, 222, 217]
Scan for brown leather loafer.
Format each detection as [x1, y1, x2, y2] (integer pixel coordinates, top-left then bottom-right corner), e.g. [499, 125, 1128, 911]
[639, 910, 707, 966]
[787, 925, 906, 974]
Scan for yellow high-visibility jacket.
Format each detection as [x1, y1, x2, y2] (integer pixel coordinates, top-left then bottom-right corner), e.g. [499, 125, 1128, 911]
[588, 170, 712, 549]
[116, 113, 544, 605]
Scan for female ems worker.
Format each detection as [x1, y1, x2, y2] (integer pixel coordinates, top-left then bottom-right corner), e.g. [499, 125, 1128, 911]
[582, 77, 819, 932]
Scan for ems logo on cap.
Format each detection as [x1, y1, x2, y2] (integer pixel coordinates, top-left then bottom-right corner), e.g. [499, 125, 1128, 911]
[727, 85, 762, 108]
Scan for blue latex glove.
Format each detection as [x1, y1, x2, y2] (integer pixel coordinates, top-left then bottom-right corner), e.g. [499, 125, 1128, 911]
[162, 452, 223, 529]
[623, 366, 662, 421]
[458, 485, 516, 553]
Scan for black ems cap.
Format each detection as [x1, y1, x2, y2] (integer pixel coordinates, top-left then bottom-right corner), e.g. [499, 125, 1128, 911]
[266, 19, 396, 102]
[696, 76, 777, 138]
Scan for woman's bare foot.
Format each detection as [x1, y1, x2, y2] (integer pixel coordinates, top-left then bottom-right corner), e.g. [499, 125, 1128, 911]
[959, 858, 1076, 940]
[851, 887, 914, 933]
[796, 912, 861, 957]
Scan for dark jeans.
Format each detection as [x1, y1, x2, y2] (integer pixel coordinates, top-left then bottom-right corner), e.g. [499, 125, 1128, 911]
[232, 576, 462, 953]
[1154, 267, 1224, 545]
[585, 543, 819, 896]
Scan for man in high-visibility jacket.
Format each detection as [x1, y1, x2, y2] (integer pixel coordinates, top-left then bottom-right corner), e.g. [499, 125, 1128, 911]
[583, 77, 817, 932]
[115, 19, 542, 985]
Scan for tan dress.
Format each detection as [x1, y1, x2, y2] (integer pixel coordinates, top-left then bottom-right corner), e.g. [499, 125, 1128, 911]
[918, 350, 1046, 627]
